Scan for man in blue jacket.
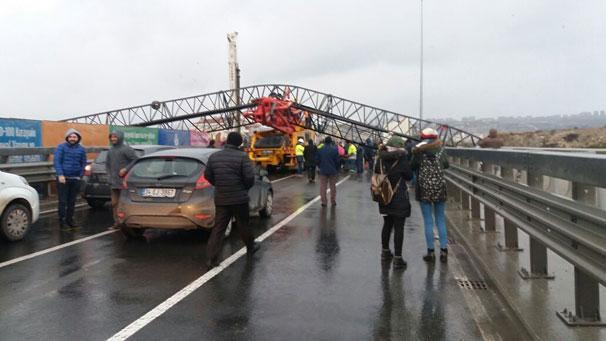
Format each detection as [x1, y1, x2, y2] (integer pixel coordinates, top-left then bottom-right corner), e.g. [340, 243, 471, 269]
[54, 128, 87, 229]
[315, 136, 340, 207]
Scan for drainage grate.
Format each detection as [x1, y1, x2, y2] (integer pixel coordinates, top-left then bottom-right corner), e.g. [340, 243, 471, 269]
[455, 277, 488, 290]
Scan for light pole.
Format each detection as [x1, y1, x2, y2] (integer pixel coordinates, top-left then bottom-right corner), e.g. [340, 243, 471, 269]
[419, 0, 424, 130]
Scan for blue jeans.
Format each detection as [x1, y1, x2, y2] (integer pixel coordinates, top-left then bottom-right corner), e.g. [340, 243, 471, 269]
[296, 156, 304, 174]
[420, 201, 447, 250]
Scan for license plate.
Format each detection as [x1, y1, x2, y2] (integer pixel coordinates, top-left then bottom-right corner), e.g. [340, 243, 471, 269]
[262, 150, 273, 155]
[141, 188, 176, 198]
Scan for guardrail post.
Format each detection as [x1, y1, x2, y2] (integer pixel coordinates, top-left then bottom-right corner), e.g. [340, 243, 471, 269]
[519, 172, 554, 280]
[557, 182, 604, 326]
[497, 167, 522, 251]
[447, 182, 460, 205]
[480, 162, 496, 232]
[461, 191, 470, 212]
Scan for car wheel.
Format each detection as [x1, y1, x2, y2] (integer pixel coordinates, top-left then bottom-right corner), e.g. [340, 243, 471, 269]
[120, 226, 145, 239]
[260, 191, 273, 218]
[1, 203, 31, 241]
[87, 199, 107, 209]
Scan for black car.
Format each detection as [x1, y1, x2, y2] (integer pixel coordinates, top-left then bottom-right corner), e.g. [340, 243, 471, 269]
[83, 145, 176, 208]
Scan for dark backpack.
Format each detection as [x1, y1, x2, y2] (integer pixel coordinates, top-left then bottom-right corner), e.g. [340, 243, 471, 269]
[417, 150, 447, 202]
[371, 159, 401, 205]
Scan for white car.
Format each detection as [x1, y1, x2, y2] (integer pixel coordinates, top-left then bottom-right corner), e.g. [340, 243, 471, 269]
[0, 171, 40, 241]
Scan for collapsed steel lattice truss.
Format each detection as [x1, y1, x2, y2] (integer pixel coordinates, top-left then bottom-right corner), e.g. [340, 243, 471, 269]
[63, 84, 480, 146]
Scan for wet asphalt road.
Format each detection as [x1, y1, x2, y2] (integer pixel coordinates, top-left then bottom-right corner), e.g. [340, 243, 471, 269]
[0, 173, 526, 340]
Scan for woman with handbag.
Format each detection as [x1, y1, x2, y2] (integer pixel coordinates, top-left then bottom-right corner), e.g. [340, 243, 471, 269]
[373, 136, 413, 269]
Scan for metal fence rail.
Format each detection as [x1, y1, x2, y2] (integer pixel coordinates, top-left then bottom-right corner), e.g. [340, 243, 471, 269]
[0, 147, 106, 185]
[445, 147, 606, 326]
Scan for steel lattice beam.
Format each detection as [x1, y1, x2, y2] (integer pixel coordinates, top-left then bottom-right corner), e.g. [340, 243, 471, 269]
[62, 84, 480, 146]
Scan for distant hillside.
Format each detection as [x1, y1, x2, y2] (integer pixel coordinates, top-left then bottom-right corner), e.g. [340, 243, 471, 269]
[500, 127, 606, 148]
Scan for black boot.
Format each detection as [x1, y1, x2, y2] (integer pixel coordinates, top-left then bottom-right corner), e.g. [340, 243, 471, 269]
[247, 242, 260, 256]
[66, 220, 80, 228]
[440, 248, 448, 263]
[393, 256, 407, 269]
[206, 258, 220, 270]
[381, 249, 393, 261]
[423, 249, 436, 262]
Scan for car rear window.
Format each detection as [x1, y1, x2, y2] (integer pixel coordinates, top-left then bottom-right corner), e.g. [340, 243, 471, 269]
[255, 134, 285, 148]
[130, 157, 202, 179]
[94, 150, 108, 164]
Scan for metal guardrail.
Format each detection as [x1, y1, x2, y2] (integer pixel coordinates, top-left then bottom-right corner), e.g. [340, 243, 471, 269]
[444, 147, 606, 326]
[0, 147, 107, 184]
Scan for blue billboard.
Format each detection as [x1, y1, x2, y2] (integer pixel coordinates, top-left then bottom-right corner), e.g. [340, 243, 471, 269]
[158, 129, 190, 146]
[0, 118, 42, 162]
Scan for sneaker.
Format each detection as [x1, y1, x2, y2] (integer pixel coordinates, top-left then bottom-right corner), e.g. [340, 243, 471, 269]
[440, 248, 448, 263]
[321, 203, 327, 207]
[423, 249, 436, 262]
[381, 249, 393, 261]
[393, 256, 407, 269]
[331, 201, 337, 206]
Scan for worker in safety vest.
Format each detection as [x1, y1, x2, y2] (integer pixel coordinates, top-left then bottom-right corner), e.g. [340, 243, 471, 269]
[295, 138, 305, 176]
[346, 142, 357, 173]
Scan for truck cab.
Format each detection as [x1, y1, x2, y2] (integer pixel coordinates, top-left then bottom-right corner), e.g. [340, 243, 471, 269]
[248, 126, 315, 172]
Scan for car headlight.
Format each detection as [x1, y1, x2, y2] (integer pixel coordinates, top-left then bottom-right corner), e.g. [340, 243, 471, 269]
[18, 176, 28, 185]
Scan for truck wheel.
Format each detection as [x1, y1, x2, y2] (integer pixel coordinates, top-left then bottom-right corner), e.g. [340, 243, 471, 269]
[260, 191, 273, 218]
[1, 203, 31, 241]
[121, 226, 145, 239]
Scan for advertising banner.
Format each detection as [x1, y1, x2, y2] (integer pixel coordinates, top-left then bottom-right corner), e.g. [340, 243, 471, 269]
[42, 121, 109, 149]
[158, 129, 190, 146]
[190, 130, 210, 146]
[0, 118, 42, 162]
[110, 126, 158, 145]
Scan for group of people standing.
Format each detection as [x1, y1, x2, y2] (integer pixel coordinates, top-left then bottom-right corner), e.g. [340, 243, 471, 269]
[373, 128, 450, 269]
[295, 137, 378, 182]
[53, 129, 139, 230]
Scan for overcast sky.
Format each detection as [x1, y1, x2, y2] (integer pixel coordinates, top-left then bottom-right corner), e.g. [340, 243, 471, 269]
[1, 0, 604, 121]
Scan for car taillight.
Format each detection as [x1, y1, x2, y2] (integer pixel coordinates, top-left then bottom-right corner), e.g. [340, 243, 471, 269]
[84, 164, 92, 177]
[122, 173, 129, 189]
[195, 174, 211, 190]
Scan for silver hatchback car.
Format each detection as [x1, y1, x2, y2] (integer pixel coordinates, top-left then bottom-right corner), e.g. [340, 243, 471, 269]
[117, 148, 273, 238]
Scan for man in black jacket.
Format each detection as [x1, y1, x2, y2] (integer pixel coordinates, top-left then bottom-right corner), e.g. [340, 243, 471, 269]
[204, 132, 259, 268]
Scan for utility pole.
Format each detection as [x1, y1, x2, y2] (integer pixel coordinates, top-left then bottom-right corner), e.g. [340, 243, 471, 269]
[227, 32, 241, 132]
[419, 0, 424, 131]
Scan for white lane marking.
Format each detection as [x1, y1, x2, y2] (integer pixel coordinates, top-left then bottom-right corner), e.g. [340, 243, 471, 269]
[0, 230, 118, 269]
[2, 173, 311, 269]
[270, 174, 297, 183]
[40, 202, 88, 215]
[107, 175, 351, 341]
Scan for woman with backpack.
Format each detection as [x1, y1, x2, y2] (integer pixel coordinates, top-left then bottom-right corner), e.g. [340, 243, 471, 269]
[373, 136, 413, 269]
[411, 128, 450, 263]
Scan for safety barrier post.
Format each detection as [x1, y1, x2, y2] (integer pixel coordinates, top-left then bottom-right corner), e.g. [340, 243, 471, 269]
[481, 161, 496, 232]
[519, 171, 554, 280]
[557, 182, 604, 325]
[497, 166, 522, 251]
